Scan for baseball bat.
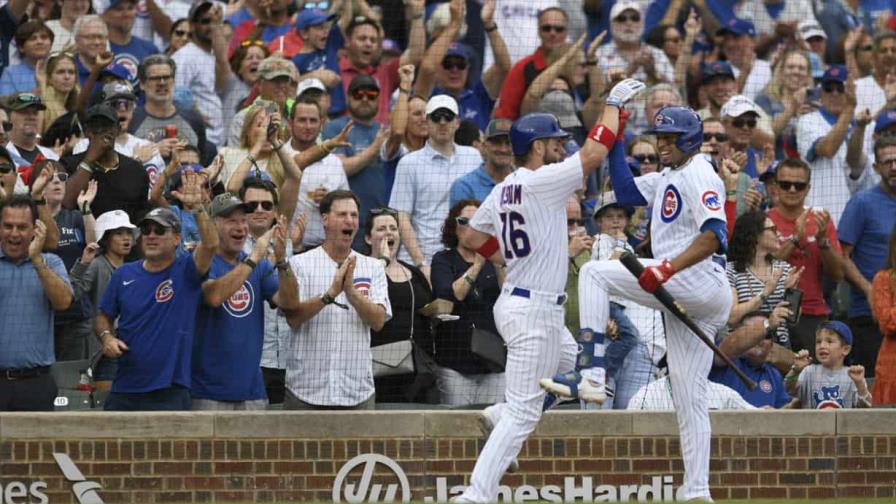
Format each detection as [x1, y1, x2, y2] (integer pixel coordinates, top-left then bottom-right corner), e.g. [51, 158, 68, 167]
[619, 253, 758, 390]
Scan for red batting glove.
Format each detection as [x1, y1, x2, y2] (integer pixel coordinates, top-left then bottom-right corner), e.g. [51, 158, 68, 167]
[638, 259, 677, 293]
[618, 108, 631, 137]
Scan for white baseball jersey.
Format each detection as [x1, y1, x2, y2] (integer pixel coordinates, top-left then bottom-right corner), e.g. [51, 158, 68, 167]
[633, 153, 726, 261]
[470, 153, 584, 294]
[627, 376, 757, 411]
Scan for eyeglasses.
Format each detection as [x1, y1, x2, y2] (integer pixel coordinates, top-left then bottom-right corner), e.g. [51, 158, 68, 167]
[240, 39, 265, 48]
[351, 89, 379, 101]
[777, 180, 808, 192]
[109, 99, 134, 110]
[614, 13, 641, 23]
[540, 24, 567, 33]
[456, 216, 470, 226]
[0, 162, 13, 174]
[704, 132, 728, 142]
[1, 121, 11, 132]
[139, 223, 170, 236]
[442, 59, 468, 71]
[145, 74, 173, 83]
[876, 158, 896, 167]
[173, 29, 189, 37]
[859, 44, 874, 52]
[632, 153, 658, 164]
[731, 117, 757, 129]
[428, 110, 457, 123]
[244, 200, 275, 212]
[567, 218, 582, 227]
[53, 172, 68, 182]
[370, 207, 398, 216]
[822, 81, 845, 94]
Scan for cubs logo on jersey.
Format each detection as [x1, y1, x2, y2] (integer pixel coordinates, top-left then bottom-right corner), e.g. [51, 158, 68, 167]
[224, 282, 255, 318]
[660, 185, 682, 223]
[155, 279, 174, 303]
[353, 277, 371, 298]
[701, 191, 722, 211]
[759, 379, 772, 394]
[813, 385, 844, 409]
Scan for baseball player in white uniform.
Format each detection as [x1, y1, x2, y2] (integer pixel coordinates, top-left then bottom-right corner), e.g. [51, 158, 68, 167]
[541, 106, 733, 502]
[452, 79, 647, 503]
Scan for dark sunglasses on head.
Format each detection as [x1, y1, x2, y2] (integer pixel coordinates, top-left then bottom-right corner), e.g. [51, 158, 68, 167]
[240, 39, 265, 48]
[540, 24, 566, 33]
[14, 93, 41, 105]
[351, 88, 379, 101]
[244, 200, 275, 212]
[442, 59, 468, 71]
[822, 81, 845, 94]
[704, 132, 729, 142]
[173, 29, 189, 37]
[139, 223, 170, 236]
[370, 207, 398, 216]
[632, 154, 658, 164]
[777, 180, 808, 192]
[429, 110, 457, 123]
[1, 121, 11, 132]
[615, 13, 641, 23]
[731, 117, 757, 129]
[455, 216, 470, 226]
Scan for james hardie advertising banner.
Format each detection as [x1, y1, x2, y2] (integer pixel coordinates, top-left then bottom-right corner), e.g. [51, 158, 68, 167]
[2, 454, 103, 504]
[332, 454, 684, 503]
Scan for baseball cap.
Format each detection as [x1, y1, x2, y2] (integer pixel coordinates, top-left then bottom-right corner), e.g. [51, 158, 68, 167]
[296, 8, 334, 31]
[100, 63, 131, 82]
[818, 320, 853, 346]
[540, 90, 582, 129]
[798, 20, 827, 41]
[297, 78, 327, 97]
[875, 109, 896, 134]
[139, 207, 181, 231]
[101, 81, 136, 102]
[95, 209, 136, 243]
[84, 103, 119, 125]
[258, 57, 298, 82]
[210, 192, 246, 218]
[445, 42, 470, 61]
[188, 1, 214, 22]
[348, 74, 380, 94]
[701, 61, 735, 83]
[484, 118, 512, 139]
[821, 64, 848, 84]
[717, 17, 756, 37]
[5, 93, 47, 111]
[609, 1, 641, 21]
[425, 94, 459, 116]
[594, 190, 634, 219]
[721, 95, 760, 119]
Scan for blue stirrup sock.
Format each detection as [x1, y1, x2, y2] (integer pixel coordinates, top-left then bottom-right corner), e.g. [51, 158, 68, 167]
[576, 328, 607, 384]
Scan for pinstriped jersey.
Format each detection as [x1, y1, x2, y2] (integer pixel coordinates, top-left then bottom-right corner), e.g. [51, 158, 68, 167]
[470, 153, 584, 294]
[633, 153, 726, 261]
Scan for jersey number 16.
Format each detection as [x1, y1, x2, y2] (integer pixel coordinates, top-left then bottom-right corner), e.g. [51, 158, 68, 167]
[499, 211, 531, 259]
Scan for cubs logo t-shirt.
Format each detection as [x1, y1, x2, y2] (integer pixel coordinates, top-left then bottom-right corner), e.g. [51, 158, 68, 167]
[99, 254, 204, 393]
[192, 253, 278, 401]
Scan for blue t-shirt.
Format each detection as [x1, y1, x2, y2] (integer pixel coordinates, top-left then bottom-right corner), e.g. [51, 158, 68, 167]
[838, 185, 896, 317]
[99, 254, 204, 393]
[292, 28, 345, 115]
[432, 81, 495, 131]
[0, 63, 36, 96]
[192, 253, 278, 401]
[0, 5, 20, 77]
[76, 58, 91, 87]
[110, 37, 161, 82]
[322, 117, 382, 248]
[170, 205, 200, 257]
[449, 164, 498, 207]
[710, 357, 790, 408]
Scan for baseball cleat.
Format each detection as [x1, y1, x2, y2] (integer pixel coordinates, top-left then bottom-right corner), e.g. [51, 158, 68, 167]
[478, 407, 519, 473]
[539, 370, 611, 404]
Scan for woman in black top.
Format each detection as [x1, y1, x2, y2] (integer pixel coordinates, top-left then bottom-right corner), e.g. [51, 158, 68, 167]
[430, 199, 505, 406]
[366, 208, 436, 403]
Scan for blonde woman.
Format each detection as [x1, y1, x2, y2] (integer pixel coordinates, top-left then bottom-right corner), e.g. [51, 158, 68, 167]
[38, 51, 79, 131]
[755, 50, 814, 158]
[221, 102, 294, 191]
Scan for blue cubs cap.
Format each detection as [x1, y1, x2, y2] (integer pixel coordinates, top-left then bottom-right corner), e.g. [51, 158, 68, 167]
[717, 18, 756, 37]
[101, 63, 131, 81]
[875, 109, 896, 133]
[821, 65, 848, 84]
[296, 9, 334, 31]
[702, 61, 735, 83]
[818, 321, 853, 346]
[445, 42, 470, 61]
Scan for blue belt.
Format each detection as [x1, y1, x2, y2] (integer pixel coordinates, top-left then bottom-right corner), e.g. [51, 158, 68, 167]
[712, 255, 726, 268]
[510, 287, 567, 305]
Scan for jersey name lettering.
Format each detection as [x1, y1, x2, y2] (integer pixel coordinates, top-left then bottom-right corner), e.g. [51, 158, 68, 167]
[500, 184, 523, 206]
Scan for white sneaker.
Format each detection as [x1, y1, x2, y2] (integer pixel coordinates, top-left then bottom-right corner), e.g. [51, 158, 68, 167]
[539, 370, 610, 404]
[478, 407, 519, 473]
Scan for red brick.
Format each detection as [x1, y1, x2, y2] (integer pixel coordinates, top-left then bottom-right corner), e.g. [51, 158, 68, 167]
[750, 487, 787, 499]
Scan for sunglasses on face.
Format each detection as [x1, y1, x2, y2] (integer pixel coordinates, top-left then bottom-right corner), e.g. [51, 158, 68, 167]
[731, 117, 757, 129]
[822, 81, 845, 94]
[146, 74, 173, 83]
[540, 24, 566, 33]
[53, 172, 68, 182]
[859, 44, 874, 52]
[456, 216, 470, 226]
[1, 121, 11, 132]
[173, 29, 189, 37]
[442, 59, 468, 71]
[110, 99, 134, 110]
[632, 153, 658, 164]
[704, 132, 728, 142]
[139, 223, 170, 236]
[876, 158, 896, 167]
[244, 200, 275, 212]
[665, 36, 681, 43]
[777, 180, 808, 192]
[614, 13, 641, 23]
[351, 89, 379, 101]
[567, 218, 582, 227]
[0, 162, 13, 174]
[428, 110, 457, 123]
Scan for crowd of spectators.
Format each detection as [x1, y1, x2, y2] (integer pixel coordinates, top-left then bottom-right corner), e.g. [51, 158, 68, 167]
[0, 0, 895, 413]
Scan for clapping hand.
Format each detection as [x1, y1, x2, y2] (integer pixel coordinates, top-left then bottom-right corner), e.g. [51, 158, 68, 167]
[170, 169, 205, 210]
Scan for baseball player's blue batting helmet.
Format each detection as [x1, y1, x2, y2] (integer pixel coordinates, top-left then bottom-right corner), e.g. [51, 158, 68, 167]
[646, 106, 703, 154]
[510, 113, 570, 156]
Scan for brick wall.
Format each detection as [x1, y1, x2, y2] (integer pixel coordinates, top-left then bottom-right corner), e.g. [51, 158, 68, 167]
[0, 410, 894, 503]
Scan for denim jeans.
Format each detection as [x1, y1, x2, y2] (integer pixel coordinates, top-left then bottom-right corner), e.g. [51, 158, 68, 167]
[606, 302, 639, 380]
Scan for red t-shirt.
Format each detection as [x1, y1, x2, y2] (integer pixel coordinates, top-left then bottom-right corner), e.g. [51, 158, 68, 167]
[494, 48, 548, 120]
[767, 207, 843, 316]
[338, 56, 399, 125]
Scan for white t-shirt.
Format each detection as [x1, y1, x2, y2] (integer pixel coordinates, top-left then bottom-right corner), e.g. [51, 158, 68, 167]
[286, 247, 391, 406]
[471, 152, 583, 295]
[732, 59, 772, 101]
[734, 0, 818, 38]
[288, 145, 350, 248]
[172, 42, 223, 144]
[73, 134, 166, 189]
[855, 75, 887, 117]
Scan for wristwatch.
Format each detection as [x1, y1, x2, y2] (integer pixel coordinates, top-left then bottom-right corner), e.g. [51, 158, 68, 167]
[819, 238, 831, 250]
[241, 257, 257, 269]
[321, 292, 337, 305]
[275, 260, 289, 271]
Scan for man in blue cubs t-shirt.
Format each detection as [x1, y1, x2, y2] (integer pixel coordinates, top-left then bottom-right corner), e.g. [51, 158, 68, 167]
[96, 171, 217, 411]
[191, 193, 299, 410]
